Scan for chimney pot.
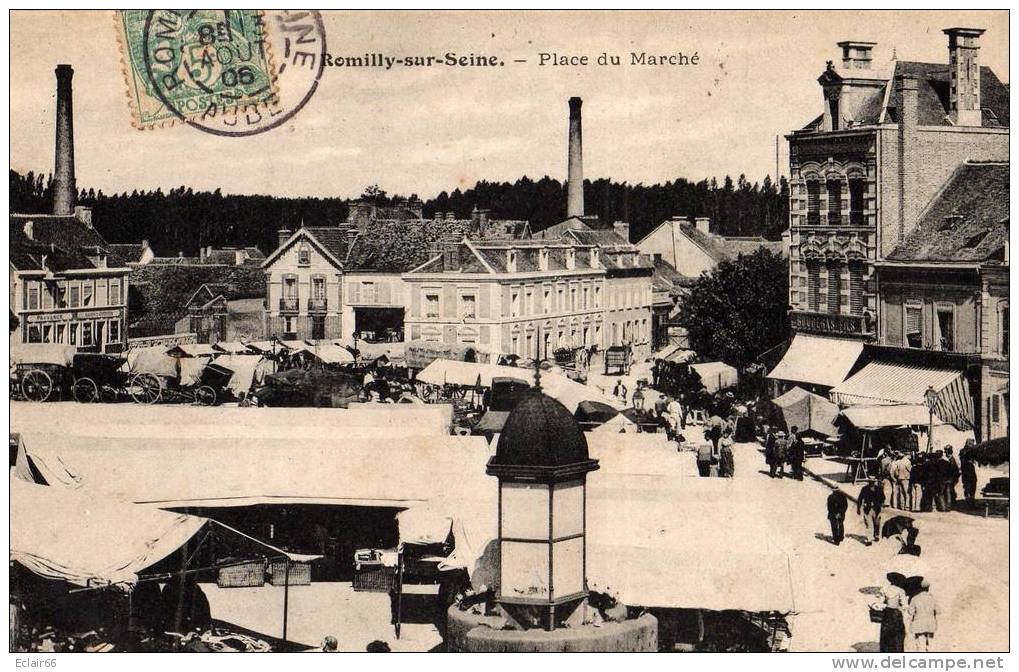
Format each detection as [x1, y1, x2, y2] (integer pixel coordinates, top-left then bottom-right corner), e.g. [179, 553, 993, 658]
[277, 228, 292, 250]
[943, 27, 985, 126]
[836, 41, 876, 70]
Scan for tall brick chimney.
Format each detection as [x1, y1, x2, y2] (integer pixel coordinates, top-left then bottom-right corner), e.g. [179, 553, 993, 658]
[567, 97, 584, 219]
[53, 64, 76, 216]
[837, 41, 876, 70]
[944, 27, 985, 126]
[896, 74, 920, 245]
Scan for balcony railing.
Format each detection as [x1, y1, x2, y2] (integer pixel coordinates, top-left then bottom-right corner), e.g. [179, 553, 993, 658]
[790, 309, 873, 337]
[307, 297, 328, 313]
[279, 297, 299, 313]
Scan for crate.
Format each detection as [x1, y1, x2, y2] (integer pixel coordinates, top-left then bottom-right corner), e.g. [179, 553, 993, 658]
[353, 565, 396, 593]
[267, 561, 311, 586]
[217, 560, 266, 588]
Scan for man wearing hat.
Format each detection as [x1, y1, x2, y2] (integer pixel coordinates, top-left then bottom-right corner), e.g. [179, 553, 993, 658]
[858, 477, 886, 544]
[908, 579, 938, 652]
[771, 430, 788, 478]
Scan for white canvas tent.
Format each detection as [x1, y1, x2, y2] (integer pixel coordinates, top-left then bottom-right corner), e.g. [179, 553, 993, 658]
[13, 433, 491, 508]
[416, 359, 621, 413]
[10, 402, 455, 443]
[691, 361, 738, 393]
[772, 386, 839, 436]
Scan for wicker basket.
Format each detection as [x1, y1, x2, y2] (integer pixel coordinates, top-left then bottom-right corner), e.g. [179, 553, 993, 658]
[267, 561, 311, 586]
[217, 560, 266, 588]
[353, 566, 396, 593]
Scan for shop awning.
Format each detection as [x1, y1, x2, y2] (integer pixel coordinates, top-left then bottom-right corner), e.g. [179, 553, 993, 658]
[841, 404, 931, 430]
[830, 361, 974, 429]
[767, 334, 864, 389]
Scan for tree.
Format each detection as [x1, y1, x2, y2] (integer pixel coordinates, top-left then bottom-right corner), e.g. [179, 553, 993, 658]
[675, 249, 790, 369]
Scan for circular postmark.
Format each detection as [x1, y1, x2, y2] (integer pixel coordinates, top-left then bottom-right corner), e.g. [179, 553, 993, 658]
[140, 9, 326, 137]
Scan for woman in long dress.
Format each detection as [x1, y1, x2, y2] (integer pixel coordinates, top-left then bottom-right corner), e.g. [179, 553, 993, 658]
[879, 572, 909, 652]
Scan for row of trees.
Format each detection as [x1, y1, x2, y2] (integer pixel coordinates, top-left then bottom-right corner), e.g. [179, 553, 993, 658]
[11, 170, 789, 255]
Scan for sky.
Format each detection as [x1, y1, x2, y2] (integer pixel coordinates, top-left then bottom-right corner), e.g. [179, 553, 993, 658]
[9, 10, 1009, 200]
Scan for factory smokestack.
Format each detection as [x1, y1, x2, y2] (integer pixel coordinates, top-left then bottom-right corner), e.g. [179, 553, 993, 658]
[567, 96, 584, 219]
[53, 64, 76, 216]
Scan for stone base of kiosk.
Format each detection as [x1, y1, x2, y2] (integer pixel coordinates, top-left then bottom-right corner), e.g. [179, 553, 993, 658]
[447, 607, 658, 652]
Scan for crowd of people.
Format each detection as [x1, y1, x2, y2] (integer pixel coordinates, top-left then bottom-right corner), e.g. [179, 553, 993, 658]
[872, 442, 977, 514]
[762, 426, 805, 480]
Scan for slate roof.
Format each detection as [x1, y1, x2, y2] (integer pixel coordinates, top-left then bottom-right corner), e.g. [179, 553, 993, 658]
[345, 219, 466, 273]
[653, 257, 697, 291]
[10, 214, 115, 272]
[564, 229, 630, 248]
[678, 223, 787, 262]
[886, 161, 1008, 263]
[107, 243, 146, 267]
[304, 227, 351, 262]
[801, 61, 1009, 130]
[128, 264, 265, 337]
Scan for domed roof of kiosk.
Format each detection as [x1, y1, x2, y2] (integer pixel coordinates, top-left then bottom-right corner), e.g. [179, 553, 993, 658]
[492, 388, 591, 469]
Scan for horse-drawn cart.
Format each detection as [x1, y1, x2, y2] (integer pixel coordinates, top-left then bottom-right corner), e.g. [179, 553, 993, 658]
[10, 343, 77, 402]
[126, 346, 230, 406]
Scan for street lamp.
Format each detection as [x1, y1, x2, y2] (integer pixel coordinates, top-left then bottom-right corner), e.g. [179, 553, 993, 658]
[924, 385, 938, 452]
[486, 373, 600, 631]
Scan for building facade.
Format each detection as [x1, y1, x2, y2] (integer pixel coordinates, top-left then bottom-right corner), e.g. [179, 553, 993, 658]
[261, 226, 346, 340]
[785, 30, 1008, 343]
[873, 161, 1008, 440]
[10, 213, 131, 353]
[404, 241, 608, 359]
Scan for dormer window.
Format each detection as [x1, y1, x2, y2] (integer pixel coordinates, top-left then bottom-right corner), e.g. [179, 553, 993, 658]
[565, 248, 576, 270]
[506, 249, 517, 273]
[590, 247, 600, 268]
[297, 242, 311, 266]
[539, 247, 549, 271]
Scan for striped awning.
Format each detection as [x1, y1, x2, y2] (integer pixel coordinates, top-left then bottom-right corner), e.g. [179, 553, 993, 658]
[830, 361, 974, 429]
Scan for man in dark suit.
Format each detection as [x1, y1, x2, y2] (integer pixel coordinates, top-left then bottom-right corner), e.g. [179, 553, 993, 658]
[826, 488, 849, 545]
[858, 478, 886, 545]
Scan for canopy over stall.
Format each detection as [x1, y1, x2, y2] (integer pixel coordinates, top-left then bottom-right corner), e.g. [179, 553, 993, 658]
[830, 361, 974, 429]
[213, 341, 254, 355]
[125, 346, 178, 378]
[293, 342, 355, 365]
[398, 472, 795, 613]
[166, 343, 218, 358]
[11, 343, 76, 367]
[11, 477, 207, 590]
[691, 361, 738, 394]
[13, 433, 491, 508]
[416, 358, 620, 412]
[655, 343, 696, 364]
[767, 334, 864, 390]
[10, 402, 456, 447]
[211, 354, 271, 396]
[772, 386, 839, 436]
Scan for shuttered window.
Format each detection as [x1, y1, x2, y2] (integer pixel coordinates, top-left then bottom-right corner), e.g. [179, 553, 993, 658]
[905, 306, 923, 348]
[807, 262, 821, 312]
[827, 180, 842, 225]
[806, 181, 820, 226]
[826, 262, 842, 314]
[849, 179, 866, 226]
[849, 263, 865, 315]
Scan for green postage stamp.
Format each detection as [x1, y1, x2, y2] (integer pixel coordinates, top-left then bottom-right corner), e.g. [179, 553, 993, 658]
[117, 9, 279, 129]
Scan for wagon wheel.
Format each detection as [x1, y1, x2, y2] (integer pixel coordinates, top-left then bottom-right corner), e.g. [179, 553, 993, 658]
[72, 377, 100, 403]
[193, 385, 217, 407]
[419, 384, 436, 402]
[130, 372, 163, 404]
[21, 369, 53, 402]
